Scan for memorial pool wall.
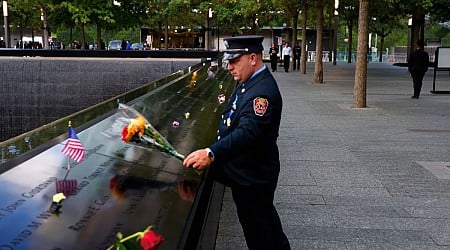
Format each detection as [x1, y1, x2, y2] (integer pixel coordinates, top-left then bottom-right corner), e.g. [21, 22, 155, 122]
[0, 57, 201, 142]
[0, 58, 232, 249]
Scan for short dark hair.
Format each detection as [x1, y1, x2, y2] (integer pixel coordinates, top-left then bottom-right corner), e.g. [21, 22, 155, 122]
[417, 39, 425, 48]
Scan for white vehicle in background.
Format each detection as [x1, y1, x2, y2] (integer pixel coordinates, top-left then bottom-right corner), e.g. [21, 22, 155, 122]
[108, 40, 122, 50]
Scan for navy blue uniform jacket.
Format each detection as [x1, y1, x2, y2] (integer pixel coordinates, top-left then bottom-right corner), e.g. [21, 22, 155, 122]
[210, 67, 282, 188]
[408, 48, 429, 74]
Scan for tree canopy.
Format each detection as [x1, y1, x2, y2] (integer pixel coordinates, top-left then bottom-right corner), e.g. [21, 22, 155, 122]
[2, 0, 448, 49]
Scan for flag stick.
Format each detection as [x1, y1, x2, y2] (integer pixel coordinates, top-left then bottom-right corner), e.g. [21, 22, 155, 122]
[63, 120, 72, 180]
[63, 156, 71, 180]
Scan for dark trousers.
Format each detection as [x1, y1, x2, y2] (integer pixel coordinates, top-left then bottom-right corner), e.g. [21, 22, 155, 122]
[411, 71, 425, 97]
[283, 55, 290, 72]
[231, 186, 291, 250]
[270, 57, 277, 72]
[293, 57, 300, 70]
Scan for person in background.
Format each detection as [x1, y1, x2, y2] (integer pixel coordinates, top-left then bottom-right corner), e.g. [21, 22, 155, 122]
[100, 39, 106, 50]
[183, 35, 291, 250]
[408, 39, 429, 99]
[269, 43, 278, 72]
[293, 42, 301, 71]
[125, 40, 132, 50]
[282, 42, 292, 73]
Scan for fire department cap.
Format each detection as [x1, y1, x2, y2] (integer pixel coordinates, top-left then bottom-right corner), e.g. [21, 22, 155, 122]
[223, 35, 264, 60]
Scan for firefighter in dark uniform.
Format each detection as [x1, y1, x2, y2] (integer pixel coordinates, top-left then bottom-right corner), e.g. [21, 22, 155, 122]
[183, 35, 291, 250]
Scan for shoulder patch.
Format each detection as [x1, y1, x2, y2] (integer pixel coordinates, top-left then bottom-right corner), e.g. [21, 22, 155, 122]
[253, 97, 269, 116]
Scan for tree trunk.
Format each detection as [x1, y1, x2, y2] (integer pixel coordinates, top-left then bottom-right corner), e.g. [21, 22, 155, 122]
[205, 13, 210, 50]
[70, 27, 73, 48]
[96, 24, 102, 50]
[329, 29, 334, 62]
[409, 8, 425, 57]
[379, 35, 385, 62]
[333, 15, 339, 65]
[291, 9, 299, 51]
[300, 0, 307, 74]
[19, 26, 23, 48]
[42, 8, 49, 49]
[353, 0, 369, 108]
[81, 23, 86, 50]
[165, 18, 169, 49]
[347, 21, 353, 63]
[314, 0, 324, 84]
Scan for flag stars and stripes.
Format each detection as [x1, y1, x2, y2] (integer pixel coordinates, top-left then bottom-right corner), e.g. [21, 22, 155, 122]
[61, 126, 85, 163]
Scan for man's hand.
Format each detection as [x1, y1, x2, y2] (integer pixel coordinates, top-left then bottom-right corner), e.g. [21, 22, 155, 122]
[182, 149, 213, 170]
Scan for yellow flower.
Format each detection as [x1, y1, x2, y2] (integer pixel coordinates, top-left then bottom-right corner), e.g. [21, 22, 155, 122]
[52, 193, 66, 203]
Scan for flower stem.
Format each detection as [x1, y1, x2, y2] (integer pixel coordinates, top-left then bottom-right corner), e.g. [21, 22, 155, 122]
[106, 232, 142, 250]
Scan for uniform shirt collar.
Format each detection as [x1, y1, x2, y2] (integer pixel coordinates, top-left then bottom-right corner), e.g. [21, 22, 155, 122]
[249, 64, 266, 81]
[238, 65, 266, 87]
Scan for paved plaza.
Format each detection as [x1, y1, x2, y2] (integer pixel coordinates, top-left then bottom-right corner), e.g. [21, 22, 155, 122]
[215, 62, 450, 249]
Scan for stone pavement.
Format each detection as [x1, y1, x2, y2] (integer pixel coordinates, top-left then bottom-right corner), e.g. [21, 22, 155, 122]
[215, 62, 450, 249]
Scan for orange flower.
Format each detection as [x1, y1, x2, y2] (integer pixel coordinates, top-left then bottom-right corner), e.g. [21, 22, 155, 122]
[117, 104, 185, 161]
[122, 116, 146, 142]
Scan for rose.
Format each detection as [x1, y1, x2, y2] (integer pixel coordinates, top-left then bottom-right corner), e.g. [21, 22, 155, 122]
[107, 226, 164, 250]
[140, 230, 165, 250]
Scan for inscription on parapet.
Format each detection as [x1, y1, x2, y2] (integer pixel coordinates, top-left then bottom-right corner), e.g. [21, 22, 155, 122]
[0, 177, 57, 220]
[0, 145, 119, 249]
[68, 195, 110, 231]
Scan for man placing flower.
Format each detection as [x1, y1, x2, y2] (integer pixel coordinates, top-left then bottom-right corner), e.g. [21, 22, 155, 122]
[182, 35, 291, 250]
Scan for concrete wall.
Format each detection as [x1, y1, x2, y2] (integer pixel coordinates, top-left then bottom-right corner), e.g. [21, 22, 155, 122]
[0, 58, 200, 142]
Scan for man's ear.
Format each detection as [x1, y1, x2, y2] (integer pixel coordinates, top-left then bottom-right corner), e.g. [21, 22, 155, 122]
[250, 53, 257, 65]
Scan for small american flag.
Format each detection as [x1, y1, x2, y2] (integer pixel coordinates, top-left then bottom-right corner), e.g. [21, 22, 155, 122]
[61, 125, 85, 163]
[56, 179, 78, 196]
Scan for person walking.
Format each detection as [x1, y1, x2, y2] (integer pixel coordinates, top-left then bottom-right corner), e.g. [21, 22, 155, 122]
[282, 42, 292, 72]
[183, 35, 291, 250]
[269, 43, 278, 72]
[408, 39, 429, 99]
[293, 42, 301, 71]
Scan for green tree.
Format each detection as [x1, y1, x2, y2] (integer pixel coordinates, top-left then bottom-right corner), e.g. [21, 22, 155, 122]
[274, 0, 301, 49]
[428, 0, 450, 23]
[8, 0, 41, 46]
[338, 0, 359, 63]
[61, 1, 91, 49]
[60, 0, 114, 49]
[212, 0, 258, 35]
[7, 0, 58, 48]
[369, 0, 403, 62]
[34, 0, 57, 49]
[389, 0, 431, 56]
[90, 0, 115, 50]
[50, 1, 77, 46]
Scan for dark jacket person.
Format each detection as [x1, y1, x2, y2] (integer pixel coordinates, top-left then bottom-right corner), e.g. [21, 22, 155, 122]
[408, 39, 429, 99]
[183, 35, 291, 250]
